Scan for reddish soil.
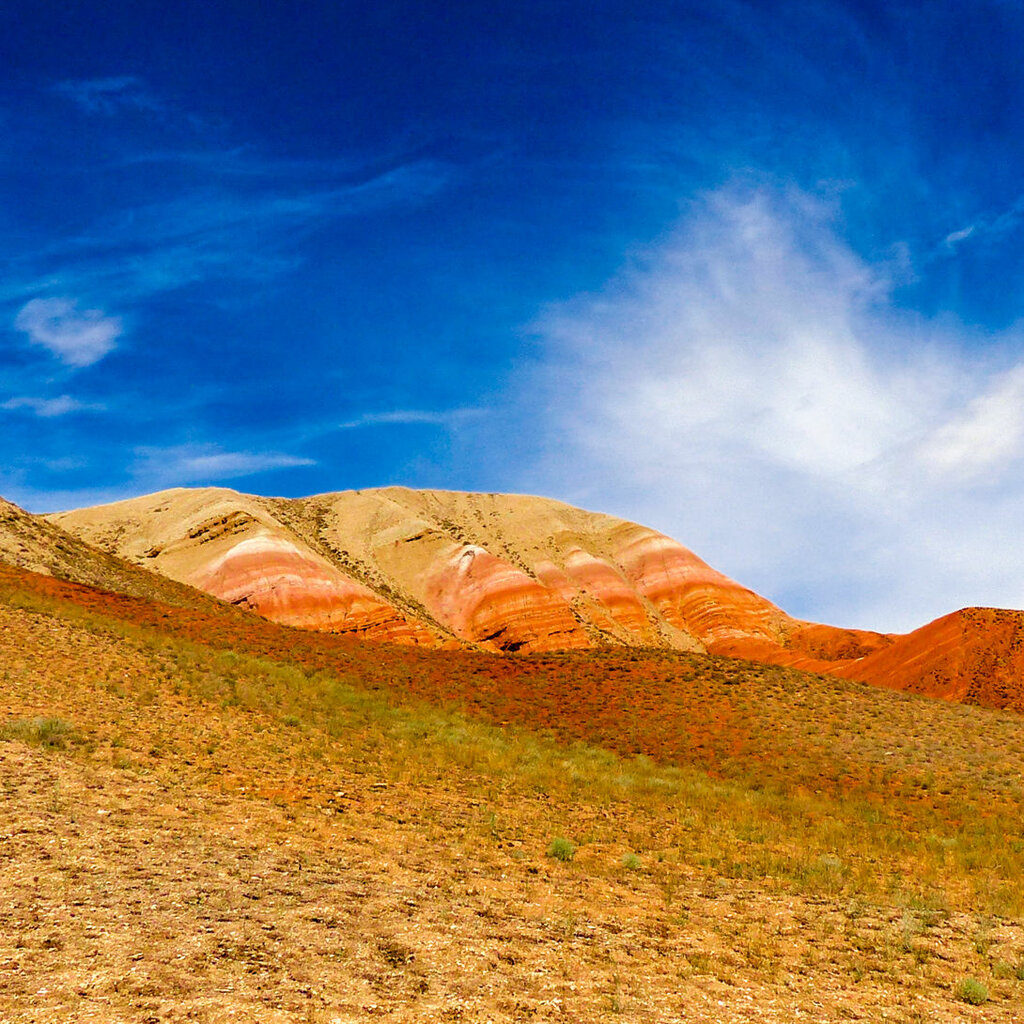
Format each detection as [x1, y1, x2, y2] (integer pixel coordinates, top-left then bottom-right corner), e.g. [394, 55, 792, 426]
[5, 563, 1024, 820]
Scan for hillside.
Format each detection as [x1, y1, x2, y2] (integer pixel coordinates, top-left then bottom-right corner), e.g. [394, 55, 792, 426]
[50, 486, 1024, 711]
[2, 560, 1023, 1021]
[0, 495, 225, 611]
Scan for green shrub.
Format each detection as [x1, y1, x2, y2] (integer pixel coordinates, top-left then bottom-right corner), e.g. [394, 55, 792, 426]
[547, 836, 575, 862]
[954, 978, 989, 1005]
[621, 853, 642, 870]
[0, 717, 77, 749]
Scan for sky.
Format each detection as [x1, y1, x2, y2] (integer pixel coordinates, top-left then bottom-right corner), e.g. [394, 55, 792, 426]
[3, 1, 1024, 631]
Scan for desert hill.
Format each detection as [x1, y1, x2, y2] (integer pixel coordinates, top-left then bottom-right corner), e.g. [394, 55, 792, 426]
[3, 497, 1024, 1015]
[36, 485, 1024, 711]
[0, 494, 222, 611]
[50, 486, 872, 654]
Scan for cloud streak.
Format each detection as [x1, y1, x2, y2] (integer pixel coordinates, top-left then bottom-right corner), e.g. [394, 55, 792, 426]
[132, 445, 315, 487]
[0, 445, 316, 514]
[1, 395, 105, 418]
[2, 155, 451, 308]
[529, 183, 1024, 631]
[940, 194, 1024, 253]
[52, 76, 164, 116]
[336, 408, 481, 430]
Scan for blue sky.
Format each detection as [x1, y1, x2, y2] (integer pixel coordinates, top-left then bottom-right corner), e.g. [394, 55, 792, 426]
[4, 1, 1024, 630]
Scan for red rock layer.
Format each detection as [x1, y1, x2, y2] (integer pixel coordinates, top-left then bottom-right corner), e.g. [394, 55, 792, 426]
[192, 534, 437, 646]
[711, 623, 894, 669]
[562, 547, 665, 642]
[422, 544, 591, 652]
[611, 527, 790, 649]
[781, 621, 894, 662]
[530, 552, 662, 646]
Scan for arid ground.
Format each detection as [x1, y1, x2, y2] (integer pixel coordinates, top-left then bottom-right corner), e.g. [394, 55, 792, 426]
[2, 564, 1024, 1021]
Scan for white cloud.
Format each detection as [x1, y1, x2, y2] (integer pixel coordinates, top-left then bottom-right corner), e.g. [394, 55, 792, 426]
[943, 224, 976, 249]
[337, 408, 481, 430]
[1, 395, 104, 417]
[528, 184, 1024, 632]
[915, 366, 1024, 480]
[14, 297, 121, 367]
[132, 445, 315, 486]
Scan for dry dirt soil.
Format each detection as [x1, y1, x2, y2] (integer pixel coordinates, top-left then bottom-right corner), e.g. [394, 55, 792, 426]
[2, 566, 1023, 1022]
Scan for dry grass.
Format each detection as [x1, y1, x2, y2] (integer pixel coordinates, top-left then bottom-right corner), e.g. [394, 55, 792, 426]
[2, 564, 1024, 1020]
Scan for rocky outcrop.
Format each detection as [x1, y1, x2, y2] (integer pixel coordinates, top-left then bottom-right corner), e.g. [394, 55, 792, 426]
[421, 543, 590, 651]
[192, 532, 437, 644]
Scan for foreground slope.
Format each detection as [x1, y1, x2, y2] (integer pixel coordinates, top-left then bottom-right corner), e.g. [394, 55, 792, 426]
[2, 562, 1024, 1021]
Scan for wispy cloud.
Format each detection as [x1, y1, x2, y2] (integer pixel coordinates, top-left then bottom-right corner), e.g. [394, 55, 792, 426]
[0, 445, 315, 513]
[14, 297, 121, 367]
[52, 76, 163, 116]
[528, 183, 1024, 631]
[132, 445, 315, 486]
[336, 408, 481, 430]
[2, 156, 450, 307]
[943, 224, 976, 250]
[940, 195, 1024, 253]
[1, 395, 105, 418]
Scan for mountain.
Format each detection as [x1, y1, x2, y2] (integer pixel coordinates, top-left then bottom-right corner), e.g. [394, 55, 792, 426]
[44, 485, 1024, 711]
[5, 488, 1024, 1017]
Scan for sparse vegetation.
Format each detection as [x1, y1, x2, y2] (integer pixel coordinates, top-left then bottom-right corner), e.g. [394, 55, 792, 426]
[0, 716, 77, 749]
[547, 836, 575, 861]
[2, 562, 1024, 1020]
[955, 977, 989, 1004]
[3, 564, 1024, 917]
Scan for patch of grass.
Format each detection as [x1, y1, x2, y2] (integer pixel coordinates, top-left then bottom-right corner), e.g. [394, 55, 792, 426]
[954, 977, 989, 1005]
[621, 853, 642, 871]
[547, 836, 575, 862]
[0, 716, 78, 749]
